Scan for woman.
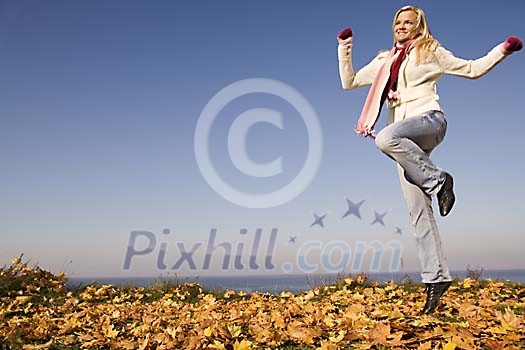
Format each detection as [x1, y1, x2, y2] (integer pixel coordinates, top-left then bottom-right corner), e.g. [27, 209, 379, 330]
[337, 6, 522, 314]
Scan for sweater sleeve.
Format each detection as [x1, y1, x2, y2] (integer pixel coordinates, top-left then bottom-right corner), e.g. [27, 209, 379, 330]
[338, 44, 388, 90]
[434, 43, 507, 79]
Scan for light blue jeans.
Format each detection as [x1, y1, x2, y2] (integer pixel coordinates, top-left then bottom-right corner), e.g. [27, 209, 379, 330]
[375, 110, 452, 283]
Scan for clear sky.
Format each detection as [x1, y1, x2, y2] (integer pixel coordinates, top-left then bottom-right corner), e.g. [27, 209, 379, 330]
[1, 0, 524, 278]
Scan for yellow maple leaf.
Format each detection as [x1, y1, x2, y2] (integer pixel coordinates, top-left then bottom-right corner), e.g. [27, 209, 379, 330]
[228, 324, 242, 338]
[442, 341, 457, 350]
[387, 308, 404, 319]
[462, 278, 473, 288]
[102, 320, 119, 339]
[203, 294, 216, 304]
[271, 310, 286, 329]
[500, 307, 521, 329]
[204, 326, 213, 337]
[328, 330, 346, 343]
[323, 314, 336, 328]
[368, 322, 390, 344]
[59, 317, 82, 335]
[233, 339, 252, 350]
[286, 323, 320, 345]
[166, 327, 178, 338]
[304, 290, 315, 300]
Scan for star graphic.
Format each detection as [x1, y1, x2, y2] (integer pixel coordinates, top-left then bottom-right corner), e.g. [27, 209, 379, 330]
[341, 197, 366, 220]
[370, 210, 389, 226]
[309, 211, 328, 228]
[285, 233, 300, 245]
[394, 226, 404, 235]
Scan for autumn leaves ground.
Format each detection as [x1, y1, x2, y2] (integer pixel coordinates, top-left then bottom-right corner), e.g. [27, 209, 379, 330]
[1, 258, 524, 349]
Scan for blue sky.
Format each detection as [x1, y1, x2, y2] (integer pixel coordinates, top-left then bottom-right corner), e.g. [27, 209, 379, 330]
[1, 0, 524, 278]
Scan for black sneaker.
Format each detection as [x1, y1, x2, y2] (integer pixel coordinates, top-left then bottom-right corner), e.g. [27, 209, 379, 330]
[437, 173, 455, 217]
[421, 281, 451, 314]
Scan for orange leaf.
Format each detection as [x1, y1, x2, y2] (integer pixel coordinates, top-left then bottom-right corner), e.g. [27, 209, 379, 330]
[368, 322, 390, 344]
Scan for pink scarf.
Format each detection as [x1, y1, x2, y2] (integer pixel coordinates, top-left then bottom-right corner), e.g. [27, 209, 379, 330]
[355, 41, 414, 138]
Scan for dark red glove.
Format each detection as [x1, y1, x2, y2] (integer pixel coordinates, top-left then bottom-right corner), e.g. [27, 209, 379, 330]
[503, 36, 523, 54]
[338, 28, 353, 40]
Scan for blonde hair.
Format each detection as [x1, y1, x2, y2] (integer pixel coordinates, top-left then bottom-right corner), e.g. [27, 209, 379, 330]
[392, 6, 438, 64]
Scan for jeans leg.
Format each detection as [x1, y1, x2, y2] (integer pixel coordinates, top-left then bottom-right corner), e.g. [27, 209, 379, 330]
[375, 111, 448, 196]
[397, 164, 452, 283]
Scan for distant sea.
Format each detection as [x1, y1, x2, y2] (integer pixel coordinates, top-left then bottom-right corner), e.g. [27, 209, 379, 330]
[68, 269, 525, 294]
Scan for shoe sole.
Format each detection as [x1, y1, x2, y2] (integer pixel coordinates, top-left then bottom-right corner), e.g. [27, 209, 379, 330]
[439, 174, 455, 216]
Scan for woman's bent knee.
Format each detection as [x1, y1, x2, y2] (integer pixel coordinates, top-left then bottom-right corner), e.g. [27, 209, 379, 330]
[375, 130, 394, 151]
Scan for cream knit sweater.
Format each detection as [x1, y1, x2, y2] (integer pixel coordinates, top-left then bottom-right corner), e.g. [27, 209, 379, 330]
[338, 42, 508, 124]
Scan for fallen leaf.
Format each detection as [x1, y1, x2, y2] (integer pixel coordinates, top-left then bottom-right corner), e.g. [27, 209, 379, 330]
[368, 322, 390, 344]
[442, 341, 457, 350]
[22, 340, 53, 350]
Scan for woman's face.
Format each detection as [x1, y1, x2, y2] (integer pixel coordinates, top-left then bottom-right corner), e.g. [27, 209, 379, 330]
[394, 10, 418, 44]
